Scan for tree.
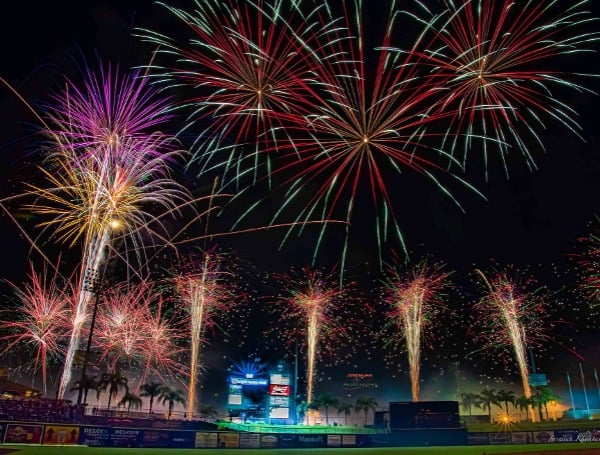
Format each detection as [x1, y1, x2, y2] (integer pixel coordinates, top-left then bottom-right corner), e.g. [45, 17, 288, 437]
[515, 395, 534, 422]
[140, 382, 164, 414]
[336, 402, 353, 426]
[476, 388, 501, 423]
[199, 404, 218, 420]
[119, 391, 142, 412]
[496, 389, 516, 414]
[313, 392, 339, 425]
[459, 392, 479, 416]
[160, 386, 186, 419]
[532, 387, 560, 421]
[354, 396, 378, 425]
[71, 374, 99, 405]
[101, 370, 129, 410]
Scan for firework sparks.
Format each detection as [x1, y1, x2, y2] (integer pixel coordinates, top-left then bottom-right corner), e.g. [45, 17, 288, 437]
[138, 0, 324, 187]
[379, 260, 453, 402]
[268, 267, 359, 406]
[23, 62, 194, 399]
[229, 0, 482, 273]
[417, 0, 599, 177]
[472, 266, 551, 422]
[94, 281, 185, 390]
[173, 248, 240, 420]
[0, 262, 73, 394]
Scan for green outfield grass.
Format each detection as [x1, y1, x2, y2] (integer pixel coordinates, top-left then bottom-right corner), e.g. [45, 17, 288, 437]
[2, 444, 600, 455]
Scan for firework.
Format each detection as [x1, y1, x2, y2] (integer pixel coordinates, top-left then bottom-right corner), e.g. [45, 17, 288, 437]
[379, 260, 453, 402]
[417, 0, 599, 177]
[0, 262, 73, 394]
[94, 281, 185, 390]
[24, 62, 193, 399]
[173, 248, 240, 420]
[472, 266, 550, 422]
[228, 0, 481, 273]
[137, 0, 324, 187]
[268, 267, 359, 407]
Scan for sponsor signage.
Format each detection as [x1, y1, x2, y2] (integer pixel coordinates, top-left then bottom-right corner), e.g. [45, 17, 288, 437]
[511, 432, 532, 444]
[4, 424, 43, 444]
[577, 430, 600, 442]
[533, 431, 555, 443]
[553, 429, 579, 442]
[327, 434, 342, 447]
[195, 432, 218, 448]
[269, 407, 289, 419]
[270, 373, 290, 385]
[110, 428, 142, 447]
[342, 434, 357, 446]
[43, 425, 79, 444]
[219, 432, 240, 448]
[260, 435, 279, 448]
[489, 432, 511, 445]
[239, 433, 260, 448]
[269, 384, 290, 396]
[79, 426, 111, 446]
[270, 396, 289, 407]
[230, 377, 268, 386]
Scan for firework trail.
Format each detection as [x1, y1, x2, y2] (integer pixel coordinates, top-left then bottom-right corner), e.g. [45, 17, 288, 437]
[173, 248, 239, 420]
[416, 0, 600, 178]
[269, 267, 358, 406]
[94, 281, 185, 390]
[380, 260, 452, 402]
[0, 262, 73, 394]
[24, 62, 193, 399]
[137, 0, 324, 187]
[472, 267, 550, 422]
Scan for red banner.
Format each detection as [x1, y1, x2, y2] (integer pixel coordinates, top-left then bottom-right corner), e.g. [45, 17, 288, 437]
[269, 384, 290, 396]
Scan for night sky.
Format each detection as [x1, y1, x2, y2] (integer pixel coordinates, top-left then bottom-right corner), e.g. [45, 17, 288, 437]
[1, 0, 600, 411]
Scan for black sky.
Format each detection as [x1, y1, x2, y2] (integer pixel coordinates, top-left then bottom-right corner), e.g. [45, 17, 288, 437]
[1, 0, 600, 405]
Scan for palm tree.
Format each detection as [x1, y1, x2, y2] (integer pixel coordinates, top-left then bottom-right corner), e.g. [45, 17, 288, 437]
[496, 389, 516, 414]
[354, 396, 378, 426]
[119, 391, 142, 412]
[313, 392, 339, 425]
[71, 374, 99, 404]
[101, 370, 129, 410]
[160, 386, 186, 419]
[532, 387, 560, 421]
[476, 388, 501, 423]
[514, 395, 534, 422]
[140, 382, 164, 414]
[198, 404, 218, 420]
[336, 402, 353, 426]
[459, 392, 479, 416]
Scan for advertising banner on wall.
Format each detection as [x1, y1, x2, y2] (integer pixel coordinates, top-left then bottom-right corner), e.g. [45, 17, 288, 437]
[576, 429, 600, 442]
[79, 426, 111, 446]
[239, 432, 260, 448]
[195, 432, 219, 448]
[342, 434, 357, 446]
[532, 431, 555, 444]
[110, 428, 142, 447]
[327, 434, 342, 447]
[218, 432, 240, 448]
[3, 424, 43, 444]
[553, 429, 579, 443]
[43, 425, 80, 444]
[510, 432, 533, 444]
[0, 423, 5, 443]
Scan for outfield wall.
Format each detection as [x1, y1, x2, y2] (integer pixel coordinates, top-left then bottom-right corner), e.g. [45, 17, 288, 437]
[1, 420, 600, 448]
